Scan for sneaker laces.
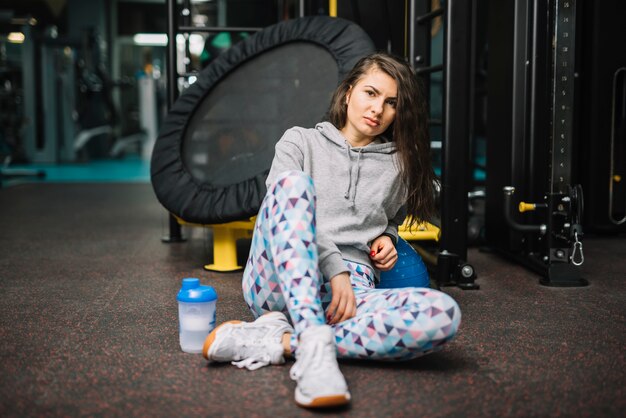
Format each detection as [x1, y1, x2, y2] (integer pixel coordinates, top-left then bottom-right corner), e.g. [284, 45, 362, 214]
[232, 355, 274, 371]
[289, 335, 334, 380]
[230, 328, 285, 371]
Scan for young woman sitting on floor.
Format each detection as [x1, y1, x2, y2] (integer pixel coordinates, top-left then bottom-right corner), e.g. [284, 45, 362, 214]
[202, 52, 462, 408]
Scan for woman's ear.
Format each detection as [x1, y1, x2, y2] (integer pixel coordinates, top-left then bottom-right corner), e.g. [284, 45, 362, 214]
[345, 86, 352, 105]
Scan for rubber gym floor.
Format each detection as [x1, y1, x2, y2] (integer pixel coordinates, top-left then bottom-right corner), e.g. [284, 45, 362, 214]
[0, 176, 624, 417]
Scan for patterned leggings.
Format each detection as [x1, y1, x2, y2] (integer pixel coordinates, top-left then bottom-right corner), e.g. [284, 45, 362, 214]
[242, 171, 461, 360]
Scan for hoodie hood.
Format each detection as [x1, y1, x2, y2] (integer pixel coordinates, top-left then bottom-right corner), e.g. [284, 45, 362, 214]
[315, 121, 396, 153]
[316, 122, 397, 205]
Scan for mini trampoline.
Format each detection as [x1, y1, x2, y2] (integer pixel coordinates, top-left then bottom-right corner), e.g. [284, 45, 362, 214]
[151, 16, 376, 225]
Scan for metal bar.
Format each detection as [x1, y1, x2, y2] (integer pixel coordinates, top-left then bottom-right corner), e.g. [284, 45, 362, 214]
[511, 0, 531, 202]
[408, 0, 416, 68]
[609, 67, 626, 224]
[503, 187, 546, 233]
[411, 0, 432, 107]
[21, 24, 38, 160]
[166, 0, 178, 109]
[412, 0, 431, 68]
[416, 8, 444, 24]
[329, 0, 337, 17]
[415, 64, 443, 74]
[164, 0, 185, 243]
[550, 0, 577, 194]
[439, 0, 474, 264]
[528, 0, 540, 228]
[178, 25, 263, 33]
[182, 0, 192, 26]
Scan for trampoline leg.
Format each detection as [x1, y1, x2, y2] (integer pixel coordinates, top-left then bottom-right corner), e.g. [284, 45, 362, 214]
[205, 225, 251, 272]
[162, 213, 186, 243]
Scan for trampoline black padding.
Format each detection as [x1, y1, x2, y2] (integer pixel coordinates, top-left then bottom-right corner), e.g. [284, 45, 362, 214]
[151, 16, 375, 224]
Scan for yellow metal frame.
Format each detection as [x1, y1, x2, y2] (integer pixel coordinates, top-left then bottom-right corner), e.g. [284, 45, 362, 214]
[398, 219, 441, 242]
[175, 215, 439, 272]
[175, 216, 255, 272]
[329, 0, 337, 17]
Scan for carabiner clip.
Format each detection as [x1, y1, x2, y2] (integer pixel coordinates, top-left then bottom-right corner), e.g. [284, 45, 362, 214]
[570, 231, 584, 266]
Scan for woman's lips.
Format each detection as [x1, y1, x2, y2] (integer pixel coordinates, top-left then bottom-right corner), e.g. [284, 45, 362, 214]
[364, 117, 380, 127]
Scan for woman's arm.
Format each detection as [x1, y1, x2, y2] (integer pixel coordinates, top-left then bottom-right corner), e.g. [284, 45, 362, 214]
[369, 206, 406, 271]
[267, 131, 350, 281]
[266, 134, 305, 187]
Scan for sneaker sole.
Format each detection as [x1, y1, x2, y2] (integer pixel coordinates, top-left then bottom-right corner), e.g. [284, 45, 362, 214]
[202, 320, 242, 360]
[295, 392, 351, 408]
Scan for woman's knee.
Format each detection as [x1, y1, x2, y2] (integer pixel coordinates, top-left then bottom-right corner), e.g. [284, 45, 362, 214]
[268, 170, 315, 195]
[428, 290, 461, 340]
[407, 288, 462, 339]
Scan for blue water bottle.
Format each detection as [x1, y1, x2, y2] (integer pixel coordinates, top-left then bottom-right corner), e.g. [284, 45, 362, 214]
[177, 278, 218, 353]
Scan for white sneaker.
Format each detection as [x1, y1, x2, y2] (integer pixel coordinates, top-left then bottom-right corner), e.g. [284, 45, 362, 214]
[203, 311, 294, 370]
[290, 325, 351, 408]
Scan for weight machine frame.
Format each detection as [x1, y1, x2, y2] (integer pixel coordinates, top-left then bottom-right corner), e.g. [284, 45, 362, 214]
[486, 0, 587, 286]
[409, 0, 480, 289]
[162, 0, 481, 289]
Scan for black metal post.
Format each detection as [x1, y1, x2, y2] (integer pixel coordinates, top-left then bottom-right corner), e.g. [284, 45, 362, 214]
[166, 0, 178, 110]
[162, 0, 185, 243]
[410, 0, 432, 102]
[437, 0, 478, 289]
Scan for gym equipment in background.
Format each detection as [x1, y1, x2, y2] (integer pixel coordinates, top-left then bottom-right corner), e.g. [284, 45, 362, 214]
[151, 12, 376, 270]
[0, 36, 46, 186]
[154, 1, 476, 287]
[407, 0, 479, 289]
[151, 15, 375, 225]
[577, 1, 626, 233]
[18, 25, 149, 164]
[486, 0, 587, 286]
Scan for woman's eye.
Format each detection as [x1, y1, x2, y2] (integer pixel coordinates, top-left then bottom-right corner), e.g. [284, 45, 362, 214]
[366, 90, 375, 96]
[386, 100, 397, 108]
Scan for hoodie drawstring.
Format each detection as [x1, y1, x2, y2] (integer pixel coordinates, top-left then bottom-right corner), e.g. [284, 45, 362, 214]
[344, 142, 363, 206]
[353, 149, 363, 205]
[344, 145, 352, 200]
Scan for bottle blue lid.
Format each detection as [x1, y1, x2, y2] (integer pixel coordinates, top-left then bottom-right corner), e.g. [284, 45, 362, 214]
[177, 278, 218, 303]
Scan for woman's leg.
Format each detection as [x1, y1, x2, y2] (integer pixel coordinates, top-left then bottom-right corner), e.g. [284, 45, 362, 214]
[242, 170, 326, 335]
[239, 171, 350, 407]
[341, 263, 461, 360]
[289, 262, 462, 360]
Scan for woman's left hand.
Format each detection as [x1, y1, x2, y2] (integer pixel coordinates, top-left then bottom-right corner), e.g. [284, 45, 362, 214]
[327, 272, 357, 325]
[369, 235, 398, 271]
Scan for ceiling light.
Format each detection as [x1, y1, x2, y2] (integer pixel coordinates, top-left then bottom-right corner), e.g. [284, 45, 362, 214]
[133, 33, 168, 46]
[8, 32, 25, 43]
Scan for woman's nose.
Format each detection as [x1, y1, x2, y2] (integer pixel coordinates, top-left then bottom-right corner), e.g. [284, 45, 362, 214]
[371, 99, 384, 115]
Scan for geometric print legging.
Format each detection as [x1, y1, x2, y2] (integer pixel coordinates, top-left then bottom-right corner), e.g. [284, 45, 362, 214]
[242, 170, 462, 360]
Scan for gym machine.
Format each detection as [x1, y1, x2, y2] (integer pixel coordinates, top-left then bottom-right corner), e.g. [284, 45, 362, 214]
[409, 0, 479, 289]
[162, 0, 264, 243]
[161, 0, 481, 289]
[577, 1, 626, 234]
[0, 16, 45, 184]
[486, 0, 587, 286]
[19, 24, 148, 164]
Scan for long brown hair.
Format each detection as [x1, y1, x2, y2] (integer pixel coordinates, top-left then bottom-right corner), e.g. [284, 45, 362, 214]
[328, 52, 436, 227]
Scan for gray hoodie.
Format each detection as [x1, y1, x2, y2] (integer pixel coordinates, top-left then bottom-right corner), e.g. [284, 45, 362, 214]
[266, 121, 407, 282]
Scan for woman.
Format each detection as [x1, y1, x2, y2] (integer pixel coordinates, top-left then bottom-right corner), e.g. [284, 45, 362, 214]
[202, 53, 461, 408]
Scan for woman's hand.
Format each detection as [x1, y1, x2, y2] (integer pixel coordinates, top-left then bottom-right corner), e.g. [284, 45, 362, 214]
[326, 272, 357, 325]
[369, 235, 398, 271]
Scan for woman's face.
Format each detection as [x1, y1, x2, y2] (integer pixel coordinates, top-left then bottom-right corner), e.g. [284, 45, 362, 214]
[341, 68, 397, 146]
